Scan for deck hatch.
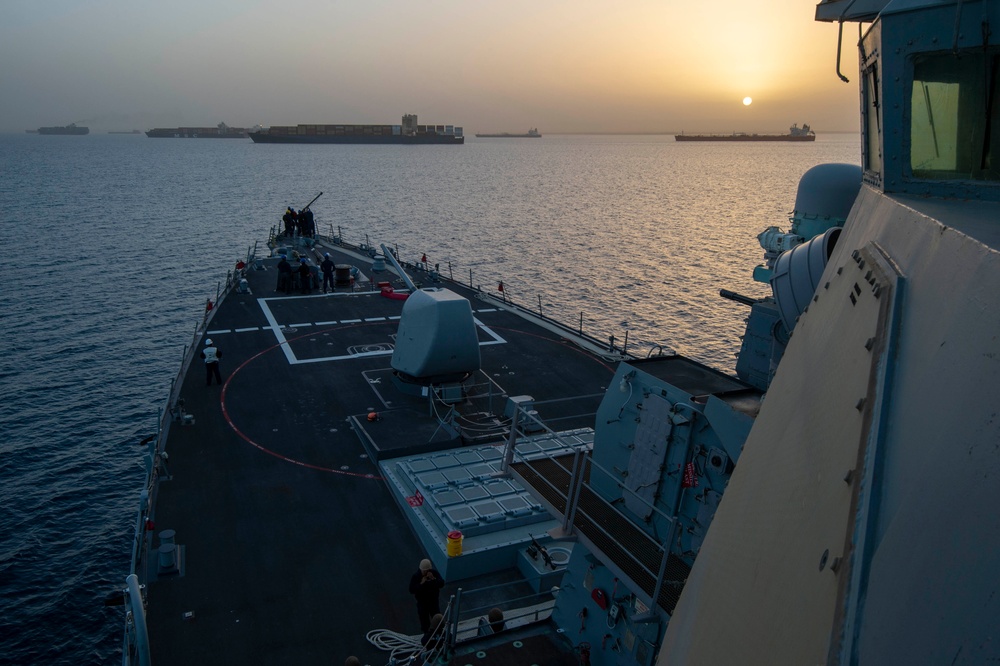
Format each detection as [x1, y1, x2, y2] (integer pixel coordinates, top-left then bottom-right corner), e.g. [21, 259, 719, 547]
[416, 471, 448, 488]
[471, 501, 505, 522]
[466, 463, 495, 479]
[431, 490, 464, 507]
[444, 506, 479, 528]
[459, 486, 490, 502]
[454, 451, 483, 465]
[515, 442, 542, 455]
[431, 454, 459, 469]
[405, 459, 435, 474]
[479, 448, 503, 461]
[443, 468, 473, 484]
[498, 496, 532, 516]
[484, 480, 516, 497]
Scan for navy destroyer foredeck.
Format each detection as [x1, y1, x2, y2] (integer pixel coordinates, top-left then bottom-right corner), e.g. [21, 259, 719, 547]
[140, 237, 622, 663]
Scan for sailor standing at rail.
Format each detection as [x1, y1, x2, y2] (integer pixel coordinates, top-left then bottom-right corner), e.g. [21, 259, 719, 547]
[201, 339, 223, 386]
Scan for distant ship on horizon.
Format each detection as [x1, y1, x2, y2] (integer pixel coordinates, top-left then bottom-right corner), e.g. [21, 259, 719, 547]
[249, 114, 463, 144]
[675, 123, 815, 142]
[109, 130, 142, 135]
[475, 128, 541, 138]
[145, 122, 249, 138]
[33, 123, 89, 135]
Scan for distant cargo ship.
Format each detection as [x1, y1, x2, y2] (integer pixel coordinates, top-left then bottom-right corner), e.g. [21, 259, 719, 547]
[475, 128, 541, 138]
[35, 123, 89, 135]
[249, 114, 463, 144]
[145, 122, 248, 138]
[675, 123, 815, 142]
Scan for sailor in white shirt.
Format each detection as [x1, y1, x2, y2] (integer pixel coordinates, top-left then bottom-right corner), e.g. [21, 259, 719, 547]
[200, 339, 223, 386]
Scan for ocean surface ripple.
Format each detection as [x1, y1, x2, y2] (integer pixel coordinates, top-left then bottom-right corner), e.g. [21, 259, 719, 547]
[0, 132, 857, 664]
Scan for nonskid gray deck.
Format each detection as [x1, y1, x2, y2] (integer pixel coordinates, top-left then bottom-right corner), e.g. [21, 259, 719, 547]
[144, 239, 620, 664]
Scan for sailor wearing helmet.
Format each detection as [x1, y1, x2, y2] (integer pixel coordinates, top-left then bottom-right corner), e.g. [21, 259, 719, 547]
[200, 338, 223, 386]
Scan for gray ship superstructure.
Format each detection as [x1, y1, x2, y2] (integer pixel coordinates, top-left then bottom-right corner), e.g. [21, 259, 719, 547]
[660, 0, 1000, 663]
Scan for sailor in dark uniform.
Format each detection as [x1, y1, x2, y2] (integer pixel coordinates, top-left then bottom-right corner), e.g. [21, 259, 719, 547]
[276, 256, 292, 293]
[409, 559, 444, 633]
[321, 253, 335, 293]
[200, 339, 222, 386]
[298, 258, 312, 294]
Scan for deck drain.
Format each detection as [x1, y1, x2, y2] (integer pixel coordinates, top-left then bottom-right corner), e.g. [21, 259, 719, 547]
[513, 641, 523, 648]
[476, 652, 487, 658]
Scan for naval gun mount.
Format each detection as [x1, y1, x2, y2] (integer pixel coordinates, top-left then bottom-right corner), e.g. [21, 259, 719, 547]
[390, 286, 482, 394]
[383, 239, 482, 405]
[349, 284, 494, 462]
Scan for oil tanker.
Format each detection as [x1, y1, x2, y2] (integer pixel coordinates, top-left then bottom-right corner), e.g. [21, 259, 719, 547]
[249, 114, 463, 144]
[675, 123, 815, 142]
[475, 128, 541, 138]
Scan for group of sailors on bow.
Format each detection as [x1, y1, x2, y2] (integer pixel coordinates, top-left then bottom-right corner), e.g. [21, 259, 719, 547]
[281, 206, 315, 238]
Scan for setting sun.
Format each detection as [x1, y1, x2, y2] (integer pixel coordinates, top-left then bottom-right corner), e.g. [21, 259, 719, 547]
[743, 97, 753, 106]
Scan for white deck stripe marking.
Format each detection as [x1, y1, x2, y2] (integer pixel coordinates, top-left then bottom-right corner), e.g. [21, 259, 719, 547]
[473, 317, 507, 346]
[206, 329, 231, 335]
[293, 349, 394, 363]
[476, 308, 498, 313]
[389, 316, 401, 320]
[255, 298, 507, 366]
[234, 327, 259, 333]
[364, 317, 387, 322]
[315, 321, 339, 326]
[288, 322, 312, 328]
[258, 298, 297, 364]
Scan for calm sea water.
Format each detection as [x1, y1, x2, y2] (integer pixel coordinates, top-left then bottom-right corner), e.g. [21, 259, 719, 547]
[0, 131, 858, 664]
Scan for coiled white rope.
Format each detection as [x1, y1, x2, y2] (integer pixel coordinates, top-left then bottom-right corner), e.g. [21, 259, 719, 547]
[365, 629, 421, 662]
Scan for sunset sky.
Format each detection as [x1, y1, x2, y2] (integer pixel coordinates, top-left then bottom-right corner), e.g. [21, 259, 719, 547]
[1, 0, 861, 134]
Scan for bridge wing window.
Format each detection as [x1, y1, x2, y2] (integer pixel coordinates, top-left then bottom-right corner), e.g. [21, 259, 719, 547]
[911, 52, 1000, 181]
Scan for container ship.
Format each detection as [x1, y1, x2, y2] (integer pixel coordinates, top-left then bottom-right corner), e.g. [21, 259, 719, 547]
[145, 122, 249, 138]
[35, 123, 89, 135]
[675, 123, 815, 142]
[249, 114, 464, 144]
[475, 128, 541, 138]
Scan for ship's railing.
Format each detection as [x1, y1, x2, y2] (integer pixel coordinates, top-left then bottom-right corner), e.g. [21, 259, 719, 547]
[121, 242, 260, 666]
[370, 585, 555, 665]
[498, 403, 682, 616]
[424, 372, 603, 443]
[448, 582, 557, 642]
[282, 223, 667, 361]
